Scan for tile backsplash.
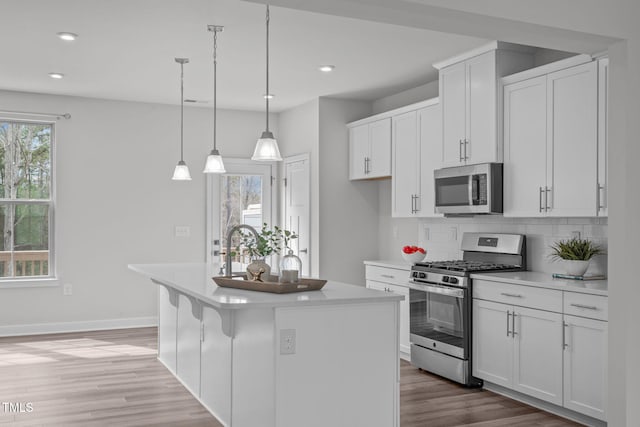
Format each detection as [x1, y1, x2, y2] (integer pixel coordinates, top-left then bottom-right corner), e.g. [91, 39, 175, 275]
[377, 182, 608, 275]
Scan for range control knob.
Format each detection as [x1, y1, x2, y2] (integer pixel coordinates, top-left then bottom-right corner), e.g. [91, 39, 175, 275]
[448, 277, 459, 285]
[442, 276, 449, 283]
[418, 272, 426, 279]
[412, 271, 419, 278]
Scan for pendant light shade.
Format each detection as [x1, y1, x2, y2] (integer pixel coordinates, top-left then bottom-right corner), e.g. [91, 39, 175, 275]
[172, 58, 192, 181]
[204, 25, 226, 174]
[252, 5, 282, 162]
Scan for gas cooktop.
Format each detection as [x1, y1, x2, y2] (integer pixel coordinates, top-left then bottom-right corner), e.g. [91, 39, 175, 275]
[414, 260, 522, 273]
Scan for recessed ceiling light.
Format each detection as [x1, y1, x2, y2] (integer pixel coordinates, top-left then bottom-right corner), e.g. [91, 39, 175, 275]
[48, 73, 64, 79]
[56, 32, 78, 41]
[319, 65, 335, 72]
[263, 94, 274, 99]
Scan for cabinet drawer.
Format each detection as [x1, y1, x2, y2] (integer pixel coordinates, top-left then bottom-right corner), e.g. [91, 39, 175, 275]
[473, 280, 562, 312]
[564, 292, 608, 321]
[365, 265, 410, 287]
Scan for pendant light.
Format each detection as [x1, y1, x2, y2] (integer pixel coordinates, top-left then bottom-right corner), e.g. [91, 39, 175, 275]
[172, 58, 192, 180]
[251, 4, 282, 161]
[203, 25, 226, 174]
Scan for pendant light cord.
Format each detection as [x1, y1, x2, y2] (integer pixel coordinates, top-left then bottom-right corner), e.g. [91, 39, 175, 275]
[180, 61, 185, 161]
[265, 4, 270, 133]
[213, 29, 218, 151]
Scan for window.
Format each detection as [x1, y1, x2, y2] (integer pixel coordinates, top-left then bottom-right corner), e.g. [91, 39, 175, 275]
[0, 120, 54, 280]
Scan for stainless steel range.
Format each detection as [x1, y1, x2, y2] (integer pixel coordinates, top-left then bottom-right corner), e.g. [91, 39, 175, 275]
[408, 232, 526, 386]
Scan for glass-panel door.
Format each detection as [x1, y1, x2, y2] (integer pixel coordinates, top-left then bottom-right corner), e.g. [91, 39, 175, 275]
[207, 159, 273, 275]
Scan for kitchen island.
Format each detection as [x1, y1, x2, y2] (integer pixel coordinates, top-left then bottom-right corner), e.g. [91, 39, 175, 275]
[129, 263, 402, 427]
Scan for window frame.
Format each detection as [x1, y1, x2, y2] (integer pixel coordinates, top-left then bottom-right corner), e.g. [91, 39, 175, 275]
[0, 118, 56, 284]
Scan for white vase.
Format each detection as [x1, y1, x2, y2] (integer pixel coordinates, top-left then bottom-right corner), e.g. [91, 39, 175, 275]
[564, 260, 590, 276]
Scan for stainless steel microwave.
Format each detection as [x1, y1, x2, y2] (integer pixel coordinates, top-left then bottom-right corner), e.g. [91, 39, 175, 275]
[434, 163, 503, 215]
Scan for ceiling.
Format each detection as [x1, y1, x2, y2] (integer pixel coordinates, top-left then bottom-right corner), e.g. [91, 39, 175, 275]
[0, 0, 487, 112]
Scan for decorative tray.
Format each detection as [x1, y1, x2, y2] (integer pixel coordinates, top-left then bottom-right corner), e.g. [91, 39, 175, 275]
[212, 275, 327, 294]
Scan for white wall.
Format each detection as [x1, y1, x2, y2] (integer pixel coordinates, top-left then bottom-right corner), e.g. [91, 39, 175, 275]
[371, 81, 439, 114]
[0, 90, 275, 332]
[278, 99, 320, 276]
[317, 98, 375, 285]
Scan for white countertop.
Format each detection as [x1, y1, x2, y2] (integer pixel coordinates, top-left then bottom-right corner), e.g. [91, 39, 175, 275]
[129, 263, 403, 309]
[364, 260, 413, 270]
[470, 271, 608, 296]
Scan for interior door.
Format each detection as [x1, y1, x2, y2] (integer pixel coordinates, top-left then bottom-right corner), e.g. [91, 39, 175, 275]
[283, 154, 310, 277]
[207, 158, 274, 274]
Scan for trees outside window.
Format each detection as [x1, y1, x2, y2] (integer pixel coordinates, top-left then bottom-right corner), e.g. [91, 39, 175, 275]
[0, 120, 53, 279]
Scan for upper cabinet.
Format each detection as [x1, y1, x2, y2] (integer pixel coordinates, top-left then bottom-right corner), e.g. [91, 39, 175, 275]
[348, 118, 391, 180]
[391, 99, 442, 217]
[503, 58, 602, 217]
[435, 42, 534, 167]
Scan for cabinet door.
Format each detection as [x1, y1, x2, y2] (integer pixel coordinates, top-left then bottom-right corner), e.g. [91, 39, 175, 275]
[158, 285, 178, 373]
[418, 103, 442, 217]
[176, 294, 202, 397]
[472, 299, 512, 387]
[597, 58, 608, 216]
[547, 61, 598, 216]
[466, 51, 498, 164]
[440, 62, 466, 166]
[349, 124, 369, 180]
[388, 283, 410, 356]
[503, 76, 548, 217]
[563, 315, 608, 421]
[512, 307, 563, 405]
[392, 111, 419, 217]
[368, 118, 392, 178]
[200, 306, 232, 425]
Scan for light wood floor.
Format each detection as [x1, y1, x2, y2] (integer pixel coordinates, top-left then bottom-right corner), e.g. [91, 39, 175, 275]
[0, 327, 581, 426]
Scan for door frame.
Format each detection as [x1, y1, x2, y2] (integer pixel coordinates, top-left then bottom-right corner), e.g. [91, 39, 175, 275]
[205, 158, 277, 267]
[282, 153, 311, 276]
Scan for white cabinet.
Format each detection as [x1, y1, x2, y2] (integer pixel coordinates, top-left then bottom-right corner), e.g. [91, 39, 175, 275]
[473, 278, 608, 422]
[563, 315, 608, 420]
[503, 61, 599, 217]
[176, 294, 202, 397]
[597, 57, 609, 216]
[391, 100, 442, 217]
[437, 44, 533, 167]
[365, 264, 411, 359]
[349, 118, 391, 180]
[158, 284, 178, 373]
[472, 299, 563, 405]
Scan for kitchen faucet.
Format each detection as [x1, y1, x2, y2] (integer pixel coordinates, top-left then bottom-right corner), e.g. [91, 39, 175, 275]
[225, 224, 260, 277]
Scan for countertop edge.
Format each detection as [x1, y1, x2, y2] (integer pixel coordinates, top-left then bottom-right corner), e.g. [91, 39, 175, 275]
[470, 271, 608, 296]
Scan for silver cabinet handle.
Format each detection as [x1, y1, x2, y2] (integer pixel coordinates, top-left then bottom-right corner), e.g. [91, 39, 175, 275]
[539, 187, 544, 213]
[410, 195, 415, 214]
[414, 194, 420, 213]
[459, 139, 464, 162]
[381, 274, 395, 279]
[598, 184, 606, 210]
[570, 303, 598, 310]
[545, 187, 551, 211]
[299, 248, 308, 254]
[501, 292, 523, 298]
[363, 157, 367, 175]
[464, 139, 469, 161]
[512, 312, 517, 336]
[506, 311, 511, 337]
[563, 322, 569, 349]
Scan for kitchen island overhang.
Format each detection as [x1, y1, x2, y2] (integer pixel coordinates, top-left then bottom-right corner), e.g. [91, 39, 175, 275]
[129, 263, 402, 427]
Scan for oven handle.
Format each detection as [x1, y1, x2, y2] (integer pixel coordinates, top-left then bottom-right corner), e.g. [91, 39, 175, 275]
[408, 282, 465, 299]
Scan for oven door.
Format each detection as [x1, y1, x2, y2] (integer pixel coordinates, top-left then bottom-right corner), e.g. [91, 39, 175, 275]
[409, 282, 468, 359]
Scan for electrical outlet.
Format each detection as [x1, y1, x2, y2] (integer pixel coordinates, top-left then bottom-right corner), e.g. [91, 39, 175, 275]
[63, 283, 73, 296]
[571, 230, 581, 239]
[280, 329, 296, 355]
[175, 226, 191, 237]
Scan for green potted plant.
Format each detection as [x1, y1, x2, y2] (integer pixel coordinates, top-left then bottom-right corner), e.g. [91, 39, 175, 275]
[236, 223, 297, 280]
[549, 237, 605, 276]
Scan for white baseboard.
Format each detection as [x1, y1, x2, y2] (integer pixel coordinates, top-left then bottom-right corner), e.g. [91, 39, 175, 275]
[0, 316, 158, 337]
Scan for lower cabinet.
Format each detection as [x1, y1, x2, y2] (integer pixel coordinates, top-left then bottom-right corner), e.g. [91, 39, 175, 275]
[473, 282, 608, 422]
[365, 264, 411, 359]
[472, 300, 563, 405]
[563, 315, 608, 420]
